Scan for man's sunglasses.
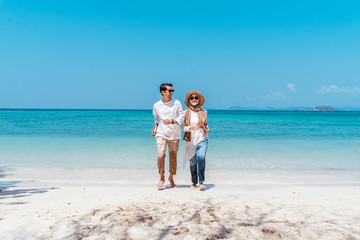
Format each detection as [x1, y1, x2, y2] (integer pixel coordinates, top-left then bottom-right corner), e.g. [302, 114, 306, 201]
[189, 96, 199, 100]
[163, 89, 175, 93]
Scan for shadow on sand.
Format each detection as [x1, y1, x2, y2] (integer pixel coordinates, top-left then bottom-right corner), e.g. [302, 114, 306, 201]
[53, 196, 271, 240]
[0, 168, 58, 205]
[158, 183, 215, 191]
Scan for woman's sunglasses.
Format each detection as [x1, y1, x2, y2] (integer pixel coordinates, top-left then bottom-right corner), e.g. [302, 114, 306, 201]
[190, 96, 199, 100]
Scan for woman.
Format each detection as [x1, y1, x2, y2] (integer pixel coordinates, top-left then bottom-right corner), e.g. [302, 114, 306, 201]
[183, 90, 209, 190]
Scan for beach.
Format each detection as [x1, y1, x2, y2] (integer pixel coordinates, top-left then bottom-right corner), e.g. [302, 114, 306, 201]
[1, 167, 359, 240]
[1, 110, 360, 239]
[3, 0, 360, 238]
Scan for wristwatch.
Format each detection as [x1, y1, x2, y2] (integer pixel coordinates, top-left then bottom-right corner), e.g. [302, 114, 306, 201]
[171, 119, 175, 124]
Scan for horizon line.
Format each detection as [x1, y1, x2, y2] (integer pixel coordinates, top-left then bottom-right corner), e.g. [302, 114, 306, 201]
[1, 107, 360, 111]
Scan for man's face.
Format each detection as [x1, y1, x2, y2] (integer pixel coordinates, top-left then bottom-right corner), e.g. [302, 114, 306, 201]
[161, 86, 174, 98]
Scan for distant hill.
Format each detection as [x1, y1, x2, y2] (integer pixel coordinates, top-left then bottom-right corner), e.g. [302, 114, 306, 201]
[225, 106, 346, 111]
[228, 106, 280, 110]
[228, 106, 263, 110]
[285, 107, 313, 111]
[227, 106, 315, 111]
[313, 106, 337, 111]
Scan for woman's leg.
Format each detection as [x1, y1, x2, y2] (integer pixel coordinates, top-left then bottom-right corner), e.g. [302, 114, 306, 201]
[196, 139, 208, 185]
[189, 154, 198, 185]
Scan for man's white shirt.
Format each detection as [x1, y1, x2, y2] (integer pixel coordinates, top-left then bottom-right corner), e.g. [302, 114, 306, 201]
[153, 99, 184, 140]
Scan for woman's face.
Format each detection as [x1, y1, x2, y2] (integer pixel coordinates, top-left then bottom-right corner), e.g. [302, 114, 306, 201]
[189, 94, 200, 107]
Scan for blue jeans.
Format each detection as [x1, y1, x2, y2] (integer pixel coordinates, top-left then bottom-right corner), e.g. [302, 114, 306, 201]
[189, 139, 208, 184]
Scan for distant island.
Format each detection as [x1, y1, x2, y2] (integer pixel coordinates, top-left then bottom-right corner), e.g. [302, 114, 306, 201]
[290, 106, 338, 111]
[224, 105, 352, 111]
[312, 106, 337, 111]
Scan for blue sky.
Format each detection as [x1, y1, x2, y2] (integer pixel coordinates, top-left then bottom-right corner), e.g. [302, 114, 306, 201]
[1, 0, 360, 109]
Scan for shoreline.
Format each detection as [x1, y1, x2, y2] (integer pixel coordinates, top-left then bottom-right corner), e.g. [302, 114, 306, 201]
[2, 166, 359, 184]
[1, 167, 359, 239]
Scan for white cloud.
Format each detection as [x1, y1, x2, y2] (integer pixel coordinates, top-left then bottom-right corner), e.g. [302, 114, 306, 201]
[261, 91, 287, 100]
[315, 84, 360, 94]
[245, 96, 257, 100]
[287, 83, 296, 92]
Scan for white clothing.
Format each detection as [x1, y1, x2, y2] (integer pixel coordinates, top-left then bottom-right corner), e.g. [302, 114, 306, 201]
[182, 109, 208, 166]
[153, 99, 184, 140]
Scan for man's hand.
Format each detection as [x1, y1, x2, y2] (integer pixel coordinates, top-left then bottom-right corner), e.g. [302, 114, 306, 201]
[152, 129, 157, 136]
[163, 119, 172, 125]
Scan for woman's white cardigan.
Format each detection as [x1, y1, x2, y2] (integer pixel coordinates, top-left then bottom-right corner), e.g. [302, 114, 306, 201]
[182, 109, 208, 167]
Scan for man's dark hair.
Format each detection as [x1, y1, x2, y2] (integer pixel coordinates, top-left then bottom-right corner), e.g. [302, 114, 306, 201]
[160, 83, 173, 93]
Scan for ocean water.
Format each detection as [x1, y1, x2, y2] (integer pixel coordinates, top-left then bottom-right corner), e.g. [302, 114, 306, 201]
[0, 109, 360, 171]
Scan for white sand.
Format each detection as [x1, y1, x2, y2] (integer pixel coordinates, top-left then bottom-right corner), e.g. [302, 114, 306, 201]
[0, 167, 359, 240]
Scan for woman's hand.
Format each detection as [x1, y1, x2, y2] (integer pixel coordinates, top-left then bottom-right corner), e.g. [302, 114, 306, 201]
[189, 125, 200, 130]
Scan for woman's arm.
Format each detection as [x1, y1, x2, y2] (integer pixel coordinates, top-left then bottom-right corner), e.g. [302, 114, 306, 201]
[204, 109, 209, 133]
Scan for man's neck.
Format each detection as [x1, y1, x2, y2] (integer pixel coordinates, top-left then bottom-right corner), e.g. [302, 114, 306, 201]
[162, 97, 172, 103]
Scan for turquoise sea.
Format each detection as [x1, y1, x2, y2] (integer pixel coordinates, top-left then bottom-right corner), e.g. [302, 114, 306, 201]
[0, 109, 360, 171]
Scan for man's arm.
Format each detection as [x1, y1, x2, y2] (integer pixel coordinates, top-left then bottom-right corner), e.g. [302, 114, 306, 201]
[152, 106, 160, 136]
[174, 101, 185, 125]
[163, 102, 183, 125]
[152, 123, 159, 136]
[162, 119, 180, 125]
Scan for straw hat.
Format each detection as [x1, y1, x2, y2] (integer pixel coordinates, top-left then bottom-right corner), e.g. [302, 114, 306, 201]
[184, 90, 205, 107]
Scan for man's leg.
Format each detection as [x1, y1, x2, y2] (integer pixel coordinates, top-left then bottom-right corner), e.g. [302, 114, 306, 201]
[168, 139, 179, 188]
[156, 137, 167, 188]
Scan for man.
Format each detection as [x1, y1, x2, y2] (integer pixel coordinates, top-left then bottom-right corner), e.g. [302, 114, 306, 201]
[152, 83, 184, 189]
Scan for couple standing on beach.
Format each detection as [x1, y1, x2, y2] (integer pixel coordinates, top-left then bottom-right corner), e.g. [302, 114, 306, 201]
[152, 83, 209, 190]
